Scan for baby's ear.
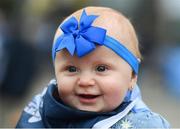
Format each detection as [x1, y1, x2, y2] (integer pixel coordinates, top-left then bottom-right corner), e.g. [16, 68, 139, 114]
[129, 72, 138, 90]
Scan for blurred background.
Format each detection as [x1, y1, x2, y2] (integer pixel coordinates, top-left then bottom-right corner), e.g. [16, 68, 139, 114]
[0, 0, 180, 127]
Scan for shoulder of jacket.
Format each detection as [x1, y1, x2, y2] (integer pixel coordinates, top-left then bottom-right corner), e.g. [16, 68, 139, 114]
[16, 79, 57, 128]
[24, 79, 56, 113]
[112, 111, 170, 128]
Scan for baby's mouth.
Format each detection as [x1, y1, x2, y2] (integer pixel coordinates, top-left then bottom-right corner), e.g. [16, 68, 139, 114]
[78, 94, 100, 99]
[77, 94, 101, 103]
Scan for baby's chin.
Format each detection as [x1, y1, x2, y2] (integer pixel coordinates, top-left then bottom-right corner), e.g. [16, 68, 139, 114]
[73, 105, 115, 113]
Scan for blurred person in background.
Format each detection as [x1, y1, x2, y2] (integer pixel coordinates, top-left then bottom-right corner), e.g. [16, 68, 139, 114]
[0, 1, 37, 127]
[0, 10, 9, 88]
[155, 0, 180, 100]
[0, 8, 36, 97]
[157, 44, 180, 99]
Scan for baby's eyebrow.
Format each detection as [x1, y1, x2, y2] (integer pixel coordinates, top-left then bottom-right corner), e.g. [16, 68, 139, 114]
[91, 58, 114, 65]
[60, 60, 74, 65]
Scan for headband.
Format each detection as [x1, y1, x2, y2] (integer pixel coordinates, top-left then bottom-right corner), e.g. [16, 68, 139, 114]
[52, 10, 140, 74]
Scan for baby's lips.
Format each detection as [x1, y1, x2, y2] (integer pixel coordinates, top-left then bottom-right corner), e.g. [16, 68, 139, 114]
[77, 94, 101, 99]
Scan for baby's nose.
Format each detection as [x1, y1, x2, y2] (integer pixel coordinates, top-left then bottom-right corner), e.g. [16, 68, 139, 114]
[77, 73, 95, 87]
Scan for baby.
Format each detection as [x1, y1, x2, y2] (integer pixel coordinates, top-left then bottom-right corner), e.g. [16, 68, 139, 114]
[16, 6, 170, 128]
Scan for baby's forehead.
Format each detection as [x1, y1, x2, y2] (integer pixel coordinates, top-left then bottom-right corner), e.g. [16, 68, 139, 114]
[56, 45, 124, 64]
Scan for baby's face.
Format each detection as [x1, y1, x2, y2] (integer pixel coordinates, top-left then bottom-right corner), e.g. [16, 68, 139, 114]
[55, 46, 136, 112]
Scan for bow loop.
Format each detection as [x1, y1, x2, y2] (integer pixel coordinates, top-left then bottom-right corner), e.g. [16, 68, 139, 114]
[56, 34, 75, 56]
[81, 26, 106, 45]
[79, 10, 98, 30]
[60, 17, 78, 33]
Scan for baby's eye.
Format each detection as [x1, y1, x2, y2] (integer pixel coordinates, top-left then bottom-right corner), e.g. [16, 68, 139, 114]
[96, 65, 108, 72]
[66, 66, 77, 72]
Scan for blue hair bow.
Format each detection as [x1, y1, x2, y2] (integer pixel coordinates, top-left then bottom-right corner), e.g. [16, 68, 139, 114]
[52, 10, 106, 60]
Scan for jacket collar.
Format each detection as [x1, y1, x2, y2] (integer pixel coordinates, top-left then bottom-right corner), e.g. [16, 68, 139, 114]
[41, 83, 130, 128]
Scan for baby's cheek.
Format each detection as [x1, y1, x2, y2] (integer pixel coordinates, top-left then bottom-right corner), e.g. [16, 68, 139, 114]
[105, 86, 127, 108]
[109, 91, 124, 104]
[56, 77, 73, 95]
